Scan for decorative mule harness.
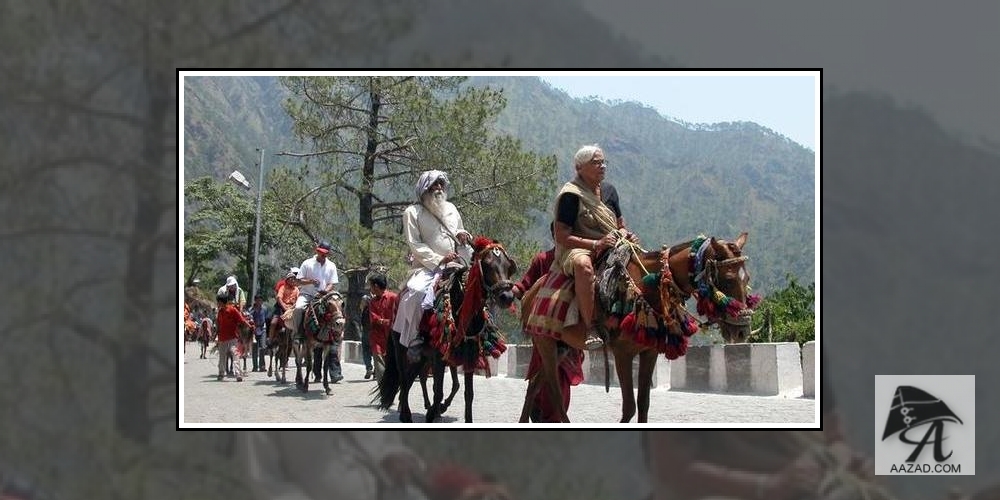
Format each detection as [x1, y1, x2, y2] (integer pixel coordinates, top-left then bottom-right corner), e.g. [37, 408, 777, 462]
[430, 241, 515, 374]
[604, 233, 760, 360]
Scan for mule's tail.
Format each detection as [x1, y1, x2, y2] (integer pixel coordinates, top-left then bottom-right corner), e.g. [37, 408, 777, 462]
[371, 333, 401, 411]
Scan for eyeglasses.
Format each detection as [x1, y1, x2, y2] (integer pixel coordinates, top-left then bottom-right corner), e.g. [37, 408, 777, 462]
[589, 159, 607, 166]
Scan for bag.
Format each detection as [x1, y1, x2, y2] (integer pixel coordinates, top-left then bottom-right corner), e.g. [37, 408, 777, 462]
[281, 308, 295, 330]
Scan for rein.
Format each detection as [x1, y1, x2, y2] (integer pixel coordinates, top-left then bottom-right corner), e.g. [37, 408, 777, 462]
[612, 234, 758, 351]
[458, 243, 514, 337]
[438, 241, 513, 374]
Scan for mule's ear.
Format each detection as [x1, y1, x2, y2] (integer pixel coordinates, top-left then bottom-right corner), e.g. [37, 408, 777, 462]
[735, 232, 748, 249]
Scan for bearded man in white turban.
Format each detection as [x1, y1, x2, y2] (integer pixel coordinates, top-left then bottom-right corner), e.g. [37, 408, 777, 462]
[391, 170, 473, 361]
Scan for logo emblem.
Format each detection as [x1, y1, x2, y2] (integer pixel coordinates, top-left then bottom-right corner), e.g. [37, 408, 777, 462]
[875, 375, 974, 475]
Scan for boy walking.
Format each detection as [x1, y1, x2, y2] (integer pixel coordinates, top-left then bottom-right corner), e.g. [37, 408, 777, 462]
[216, 291, 253, 382]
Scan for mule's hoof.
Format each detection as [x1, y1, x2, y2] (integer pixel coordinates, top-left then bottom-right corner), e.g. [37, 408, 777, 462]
[325, 387, 332, 395]
[426, 405, 441, 423]
[399, 411, 413, 423]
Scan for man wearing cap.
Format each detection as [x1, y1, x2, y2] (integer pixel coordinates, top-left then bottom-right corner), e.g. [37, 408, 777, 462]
[217, 275, 247, 311]
[392, 170, 473, 361]
[292, 242, 340, 336]
[294, 241, 342, 382]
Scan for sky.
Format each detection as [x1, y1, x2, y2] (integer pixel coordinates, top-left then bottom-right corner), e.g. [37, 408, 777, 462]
[537, 73, 817, 150]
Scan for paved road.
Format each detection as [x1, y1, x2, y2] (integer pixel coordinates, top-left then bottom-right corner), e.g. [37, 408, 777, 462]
[181, 342, 815, 424]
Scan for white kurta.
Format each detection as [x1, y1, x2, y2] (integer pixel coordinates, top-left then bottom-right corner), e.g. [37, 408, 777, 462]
[296, 256, 340, 299]
[237, 430, 419, 500]
[391, 202, 471, 346]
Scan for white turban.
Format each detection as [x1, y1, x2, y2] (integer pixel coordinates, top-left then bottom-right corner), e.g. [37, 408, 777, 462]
[415, 170, 449, 200]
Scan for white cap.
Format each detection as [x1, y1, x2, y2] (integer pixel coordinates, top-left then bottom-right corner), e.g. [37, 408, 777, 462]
[225, 276, 238, 287]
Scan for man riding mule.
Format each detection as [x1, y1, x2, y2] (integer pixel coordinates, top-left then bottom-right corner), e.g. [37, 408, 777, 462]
[289, 241, 344, 393]
[375, 170, 518, 422]
[376, 235, 516, 423]
[266, 268, 299, 382]
[518, 145, 639, 422]
[391, 170, 474, 362]
[521, 231, 758, 422]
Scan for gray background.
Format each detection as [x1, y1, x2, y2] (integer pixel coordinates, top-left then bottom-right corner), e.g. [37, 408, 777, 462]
[1, 1, 997, 499]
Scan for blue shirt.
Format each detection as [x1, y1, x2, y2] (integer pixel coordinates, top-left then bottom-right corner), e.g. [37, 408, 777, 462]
[249, 305, 267, 335]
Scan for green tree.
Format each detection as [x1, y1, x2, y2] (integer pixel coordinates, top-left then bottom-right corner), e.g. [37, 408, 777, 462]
[274, 76, 557, 324]
[184, 176, 303, 295]
[749, 274, 815, 344]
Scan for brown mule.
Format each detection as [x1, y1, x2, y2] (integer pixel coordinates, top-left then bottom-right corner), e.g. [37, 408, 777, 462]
[520, 232, 756, 423]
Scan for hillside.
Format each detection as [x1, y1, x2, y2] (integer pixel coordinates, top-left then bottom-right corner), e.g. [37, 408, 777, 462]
[183, 75, 816, 296]
[183, 76, 300, 183]
[470, 76, 815, 295]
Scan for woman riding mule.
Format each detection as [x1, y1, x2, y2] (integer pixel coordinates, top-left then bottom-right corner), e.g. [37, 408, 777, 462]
[548, 145, 640, 350]
[520, 231, 757, 423]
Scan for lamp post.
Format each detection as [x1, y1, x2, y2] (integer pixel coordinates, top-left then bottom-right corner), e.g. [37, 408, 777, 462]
[228, 147, 266, 305]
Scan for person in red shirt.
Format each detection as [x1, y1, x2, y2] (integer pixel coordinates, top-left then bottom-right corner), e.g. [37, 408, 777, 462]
[216, 291, 253, 382]
[366, 273, 398, 382]
[268, 268, 300, 346]
[513, 223, 585, 423]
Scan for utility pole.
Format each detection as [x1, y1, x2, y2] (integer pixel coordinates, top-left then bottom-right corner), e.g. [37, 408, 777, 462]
[251, 147, 265, 303]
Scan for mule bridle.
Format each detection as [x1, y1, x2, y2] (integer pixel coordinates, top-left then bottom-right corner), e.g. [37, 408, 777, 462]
[475, 244, 515, 308]
[692, 244, 754, 328]
[618, 236, 754, 330]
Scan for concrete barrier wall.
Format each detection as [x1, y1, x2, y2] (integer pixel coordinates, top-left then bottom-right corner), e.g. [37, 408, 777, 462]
[581, 349, 671, 389]
[340, 340, 815, 397]
[802, 341, 815, 398]
[671, 343, 803, 396]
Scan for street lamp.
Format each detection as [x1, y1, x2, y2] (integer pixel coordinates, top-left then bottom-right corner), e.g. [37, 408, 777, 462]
[228, 170, 250, 190]
[228, 147, 266, 305]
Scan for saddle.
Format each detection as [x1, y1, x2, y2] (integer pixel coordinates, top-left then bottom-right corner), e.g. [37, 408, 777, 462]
[523, 249, 617, 338]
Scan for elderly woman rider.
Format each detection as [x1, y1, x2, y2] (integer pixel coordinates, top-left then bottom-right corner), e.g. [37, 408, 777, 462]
[553, 144, 637, 348]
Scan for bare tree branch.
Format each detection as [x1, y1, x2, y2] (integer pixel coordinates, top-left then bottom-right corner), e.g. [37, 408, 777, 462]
[4, 94, 147, 128]
[454, 170, 547, 200]
[371, 200, 413, 210]
[276, 148, 364, 158]
[0, 228, 130, 241]
[371, 213, 404, 224]
[0, 155, 130, 192]
[373, 169, 417, 182]
[172, 0, 308, 63]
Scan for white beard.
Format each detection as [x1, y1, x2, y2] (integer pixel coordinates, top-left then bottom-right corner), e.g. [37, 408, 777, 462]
[422, 191, 448, 218]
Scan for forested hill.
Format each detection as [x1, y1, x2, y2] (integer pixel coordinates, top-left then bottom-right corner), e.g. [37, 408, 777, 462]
[183, 76, 816, 295]
[183, 76, 298, 183]
[468, 76, 815, 295]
